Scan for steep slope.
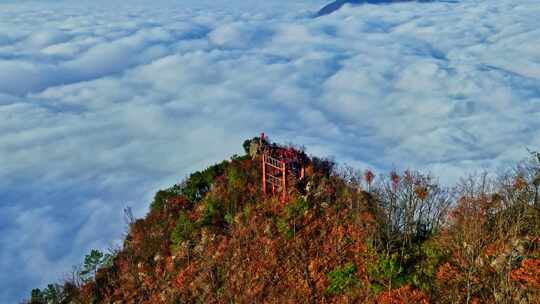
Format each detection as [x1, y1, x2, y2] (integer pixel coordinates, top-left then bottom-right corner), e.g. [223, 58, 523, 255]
[25, 139, 540, 303]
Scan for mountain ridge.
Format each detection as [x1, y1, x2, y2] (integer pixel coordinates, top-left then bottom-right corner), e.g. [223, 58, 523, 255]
[25, 137, 540, 303]
[316, 0, 437, 17]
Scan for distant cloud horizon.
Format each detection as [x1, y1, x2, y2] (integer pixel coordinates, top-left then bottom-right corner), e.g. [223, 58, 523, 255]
[1, 0, 539, 302]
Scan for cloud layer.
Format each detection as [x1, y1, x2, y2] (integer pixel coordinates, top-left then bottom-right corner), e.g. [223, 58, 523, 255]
[1, 0, 539, 302]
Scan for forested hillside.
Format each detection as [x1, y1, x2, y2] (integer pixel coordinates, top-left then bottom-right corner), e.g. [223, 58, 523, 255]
[26, 138, 540, 303]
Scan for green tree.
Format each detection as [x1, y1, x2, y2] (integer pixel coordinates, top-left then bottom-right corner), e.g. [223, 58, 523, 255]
[43, 284, 64, 304]
[29, 288, 45, 304]
[79, 249, 113, 283]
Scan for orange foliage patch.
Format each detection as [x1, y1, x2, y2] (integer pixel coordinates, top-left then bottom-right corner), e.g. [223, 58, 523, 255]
[513, 176, 527, 191]
[376, 285, 430, 304]
[436, 262, 460, 284]
[414, 185, 429, 201]
[511, 259, 540, 288]
[174, 263, 196, 289]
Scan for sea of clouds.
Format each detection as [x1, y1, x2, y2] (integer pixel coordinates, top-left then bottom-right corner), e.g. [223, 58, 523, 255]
[1, 0, 539, 301]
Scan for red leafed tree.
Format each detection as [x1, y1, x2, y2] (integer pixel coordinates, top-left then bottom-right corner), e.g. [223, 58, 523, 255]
[365, 169, 375, 191]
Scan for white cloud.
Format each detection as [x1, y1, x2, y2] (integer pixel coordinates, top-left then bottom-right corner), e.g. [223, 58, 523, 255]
[0, 0, 539, 302]
[208, 22, 271, 48]
[26, 29, 70, 47]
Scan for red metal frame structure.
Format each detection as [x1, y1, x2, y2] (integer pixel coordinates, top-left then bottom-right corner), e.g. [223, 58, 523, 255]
[260, 133, 307, 203]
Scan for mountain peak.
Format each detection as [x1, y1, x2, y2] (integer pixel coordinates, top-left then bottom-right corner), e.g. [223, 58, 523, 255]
[24, 139, 540, 303]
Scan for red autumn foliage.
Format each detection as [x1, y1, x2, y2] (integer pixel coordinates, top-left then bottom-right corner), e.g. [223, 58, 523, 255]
[511, 259, 540, 288]
[166, 195, 190, 208]
[365, 169, 375, 187]
[436, 262, 460, 283]
[513, 175, 527, 191]
[376, 285, 430, 304]
[25, 141, 540, 304]
[174, 263, 196, 289]
[390, 171, 400, 192]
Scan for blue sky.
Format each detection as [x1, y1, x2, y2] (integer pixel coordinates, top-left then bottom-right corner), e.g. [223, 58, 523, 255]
[1, 0, 539, 302]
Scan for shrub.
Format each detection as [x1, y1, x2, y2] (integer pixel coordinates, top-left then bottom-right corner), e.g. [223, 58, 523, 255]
[276, 217, 293, 239]
[326, 263, 358, 295]
[150, 188, 179, 211]
[242, 205, 251, 222]
[368, 253, 404, 293]
[171, 212, 197, 246]
[285, 197, 310, 219]
[199, 197, 224, 226]
[181, 161, 228, 203]
[410, 241, 448, 293]
[279, 197, 311, 238]
[224, 212, 234, 226]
